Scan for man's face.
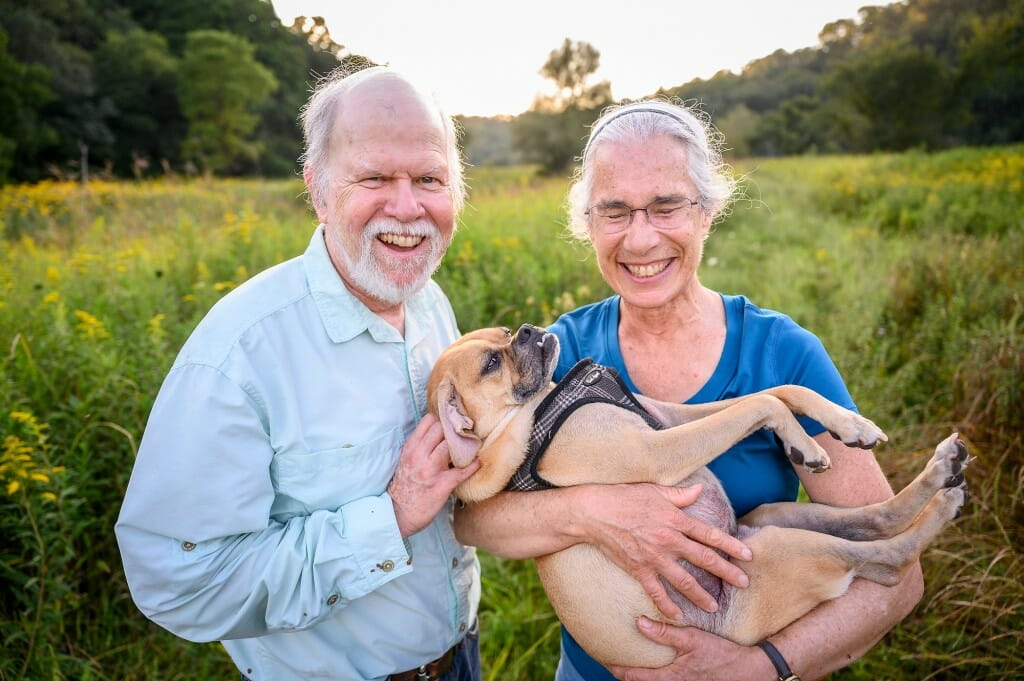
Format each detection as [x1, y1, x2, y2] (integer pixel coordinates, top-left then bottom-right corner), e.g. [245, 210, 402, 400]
[316, 78, 456, 310]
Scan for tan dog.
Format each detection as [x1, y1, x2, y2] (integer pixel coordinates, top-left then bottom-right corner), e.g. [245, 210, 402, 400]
[428, 324, 969, 668]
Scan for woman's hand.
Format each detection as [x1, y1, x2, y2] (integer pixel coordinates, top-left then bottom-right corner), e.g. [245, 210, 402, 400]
[608, 618, 774, 681]
[579, 483, 751, 619]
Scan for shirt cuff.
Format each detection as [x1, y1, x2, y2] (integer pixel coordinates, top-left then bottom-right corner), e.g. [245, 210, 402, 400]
[334, 493, 411, 599]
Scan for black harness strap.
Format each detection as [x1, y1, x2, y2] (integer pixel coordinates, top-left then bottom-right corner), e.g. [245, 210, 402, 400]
[505, 359, 664, 492]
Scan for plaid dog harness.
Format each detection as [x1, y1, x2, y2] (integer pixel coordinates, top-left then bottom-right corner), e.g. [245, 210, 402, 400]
[505, 358, 665, 492]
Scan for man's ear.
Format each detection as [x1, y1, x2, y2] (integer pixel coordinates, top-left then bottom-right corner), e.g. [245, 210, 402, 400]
[303, 165, 327, 223]
[437, 379, 482, 468]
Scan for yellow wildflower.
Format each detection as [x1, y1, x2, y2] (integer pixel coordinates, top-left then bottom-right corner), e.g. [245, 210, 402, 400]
[74, 309, 110, 340]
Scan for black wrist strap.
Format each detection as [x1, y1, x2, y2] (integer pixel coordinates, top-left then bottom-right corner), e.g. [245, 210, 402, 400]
[756, 639, 801, 681]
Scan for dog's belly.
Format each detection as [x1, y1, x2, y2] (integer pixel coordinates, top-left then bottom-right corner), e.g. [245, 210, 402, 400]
[535, 468, 738, 669]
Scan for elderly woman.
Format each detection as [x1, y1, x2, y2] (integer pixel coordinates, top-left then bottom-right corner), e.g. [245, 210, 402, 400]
[455, 100, 923, 681]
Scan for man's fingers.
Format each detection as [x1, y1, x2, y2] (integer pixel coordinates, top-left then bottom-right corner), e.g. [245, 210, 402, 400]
[449, 457, 481, 483]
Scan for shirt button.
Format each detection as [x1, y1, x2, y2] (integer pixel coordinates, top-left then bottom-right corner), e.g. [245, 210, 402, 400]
[181, 541, 196, 551]
[381, 560, 395, 572]
[326, 594, 339, 606]
[451, 557, 459, 568]
[459, 622, 466, 632]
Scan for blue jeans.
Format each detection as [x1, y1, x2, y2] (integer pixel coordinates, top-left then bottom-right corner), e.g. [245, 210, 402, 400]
[440, 624, 481, 681]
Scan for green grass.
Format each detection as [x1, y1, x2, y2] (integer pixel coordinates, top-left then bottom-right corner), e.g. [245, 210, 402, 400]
[1, 146, 1021, 679]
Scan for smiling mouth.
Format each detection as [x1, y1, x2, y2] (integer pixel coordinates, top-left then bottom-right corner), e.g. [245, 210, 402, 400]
[378, 233, 425, 248]
[624, 259, 671, 278]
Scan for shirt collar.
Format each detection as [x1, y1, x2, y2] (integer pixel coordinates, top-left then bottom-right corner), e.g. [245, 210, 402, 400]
[302, 224, 433, 347]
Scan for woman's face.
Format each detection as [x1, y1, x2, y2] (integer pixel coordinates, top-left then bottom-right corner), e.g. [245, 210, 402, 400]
[587, 135, 712, 310]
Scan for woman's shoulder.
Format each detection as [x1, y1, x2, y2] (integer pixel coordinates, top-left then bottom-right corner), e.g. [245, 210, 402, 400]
[724, 294, 819, 344]
[548, 295, 620, 379]
[549, 295, 618, 337]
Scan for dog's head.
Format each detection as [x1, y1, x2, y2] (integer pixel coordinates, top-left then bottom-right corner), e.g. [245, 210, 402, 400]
[428, 324, 559, 470]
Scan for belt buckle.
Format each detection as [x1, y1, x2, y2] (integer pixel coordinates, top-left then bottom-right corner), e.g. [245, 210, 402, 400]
[415, 667, 431, 681]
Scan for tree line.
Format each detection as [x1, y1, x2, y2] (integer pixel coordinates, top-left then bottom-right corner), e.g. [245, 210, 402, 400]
[1, 0, 1021, 184]
[512, 0, 1022, 173]
[0, 0, 370, 184]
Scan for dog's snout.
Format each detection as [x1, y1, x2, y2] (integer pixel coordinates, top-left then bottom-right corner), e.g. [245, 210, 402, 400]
[514, 324, 545, 346]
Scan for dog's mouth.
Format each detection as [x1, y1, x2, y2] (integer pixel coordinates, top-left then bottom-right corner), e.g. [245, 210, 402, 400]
[510, 324, 559, 403]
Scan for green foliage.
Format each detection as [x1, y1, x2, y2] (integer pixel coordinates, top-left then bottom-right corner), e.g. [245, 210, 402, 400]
[94, 28, 182, 176]
[178, 30, 278, 175]
[512, 38, 613, 174]
[0, 0, 357, 184]
[0, 26, 55, 183]
[666, 0, 1023, 156]
[0, 148, 1021, 679]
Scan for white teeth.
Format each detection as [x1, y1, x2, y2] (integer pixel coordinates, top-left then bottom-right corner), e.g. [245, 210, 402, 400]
[536, 340, 544, 347]
[378, 233, 425, 248]
[625, 261, 669, 278]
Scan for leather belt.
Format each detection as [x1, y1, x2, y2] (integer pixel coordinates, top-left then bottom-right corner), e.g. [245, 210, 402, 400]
[388, 640, 461, 681]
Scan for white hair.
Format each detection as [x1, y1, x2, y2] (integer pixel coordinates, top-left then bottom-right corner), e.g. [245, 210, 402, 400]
[298, 65, 466, 215]
[566, 99, 737, 240]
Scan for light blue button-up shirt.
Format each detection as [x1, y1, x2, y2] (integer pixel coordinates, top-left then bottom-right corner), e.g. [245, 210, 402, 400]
[115, 226, 479, 680]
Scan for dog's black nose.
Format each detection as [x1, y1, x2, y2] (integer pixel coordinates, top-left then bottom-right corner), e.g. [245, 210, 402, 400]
[514, 324, 544, 347]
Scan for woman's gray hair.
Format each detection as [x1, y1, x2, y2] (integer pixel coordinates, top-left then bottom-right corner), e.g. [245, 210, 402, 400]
[566, 99, 737, 240]
[298, 65, 467, 215]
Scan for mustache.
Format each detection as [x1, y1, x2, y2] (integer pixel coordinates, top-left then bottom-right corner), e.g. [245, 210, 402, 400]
[365, 217, 440, 240]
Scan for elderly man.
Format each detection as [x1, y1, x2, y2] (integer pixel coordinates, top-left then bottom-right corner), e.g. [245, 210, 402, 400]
[116, 67, 482, 681]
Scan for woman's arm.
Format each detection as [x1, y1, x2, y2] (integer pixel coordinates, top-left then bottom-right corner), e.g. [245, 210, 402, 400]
[455, 482, 752, 618]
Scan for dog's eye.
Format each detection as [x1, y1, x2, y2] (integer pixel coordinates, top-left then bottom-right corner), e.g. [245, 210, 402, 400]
[482, 351, 501, 375]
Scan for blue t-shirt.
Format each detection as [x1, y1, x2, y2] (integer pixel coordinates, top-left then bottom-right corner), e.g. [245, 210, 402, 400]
[548, 293, 856, 680]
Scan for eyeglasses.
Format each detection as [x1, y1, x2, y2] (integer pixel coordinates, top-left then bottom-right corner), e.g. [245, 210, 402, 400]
[584, 196, 700, 234]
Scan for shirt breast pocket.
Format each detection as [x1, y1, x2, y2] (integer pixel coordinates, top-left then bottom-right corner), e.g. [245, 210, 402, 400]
[270, 426, 403, 514]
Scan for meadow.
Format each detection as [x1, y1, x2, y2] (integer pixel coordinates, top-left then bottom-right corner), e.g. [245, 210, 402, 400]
[1, 146, 1021, 680]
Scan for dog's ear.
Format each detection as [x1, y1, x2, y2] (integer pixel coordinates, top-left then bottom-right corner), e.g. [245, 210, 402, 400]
[437, 379, 482, 468]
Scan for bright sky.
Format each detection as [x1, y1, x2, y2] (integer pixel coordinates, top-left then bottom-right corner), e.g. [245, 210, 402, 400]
[270, 0, 887, 118]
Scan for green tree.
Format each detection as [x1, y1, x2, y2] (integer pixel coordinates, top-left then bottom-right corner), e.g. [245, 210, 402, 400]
[94, 27, 182, 176]
[957, 0, 1024, 143]
[177, 29, 277, 174]
[825, 42, 951, 151]
[0, 26, 55, 184]
[513, 38, 612, 174]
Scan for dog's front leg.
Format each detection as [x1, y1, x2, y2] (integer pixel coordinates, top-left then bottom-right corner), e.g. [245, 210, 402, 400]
[637, 394, 834, 484]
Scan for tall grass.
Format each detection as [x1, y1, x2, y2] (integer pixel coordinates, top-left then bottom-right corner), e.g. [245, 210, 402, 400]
[1, 146, 1020, 680]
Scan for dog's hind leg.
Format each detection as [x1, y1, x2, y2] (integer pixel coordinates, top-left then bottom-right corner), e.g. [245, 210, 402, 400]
[718, 474, 966, 646]
[739, 433, 969, 541]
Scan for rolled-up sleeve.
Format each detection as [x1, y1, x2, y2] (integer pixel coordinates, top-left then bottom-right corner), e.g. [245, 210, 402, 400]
[114, 363, 411, 642]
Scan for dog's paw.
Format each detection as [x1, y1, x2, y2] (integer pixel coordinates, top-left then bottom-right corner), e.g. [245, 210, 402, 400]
[786, 441, 831, 473]
[923, 432, 972, 492]
[828, 414, 888, 450]
[941, 482, 969, 521]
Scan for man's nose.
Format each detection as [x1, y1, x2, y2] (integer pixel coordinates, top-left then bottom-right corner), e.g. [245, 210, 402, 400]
[384, 179, 425, 222]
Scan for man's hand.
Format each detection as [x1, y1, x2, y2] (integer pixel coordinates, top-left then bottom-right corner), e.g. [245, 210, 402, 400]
[581, 483, 751, 619]
[388, 414, 481, 537]
[608, 618, 773, 681]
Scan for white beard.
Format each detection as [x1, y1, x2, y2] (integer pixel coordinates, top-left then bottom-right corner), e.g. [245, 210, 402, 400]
[332, 218, 446, 306]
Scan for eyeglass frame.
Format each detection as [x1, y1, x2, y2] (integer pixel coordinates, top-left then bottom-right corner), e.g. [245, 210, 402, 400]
[583, 195, 701, 233]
